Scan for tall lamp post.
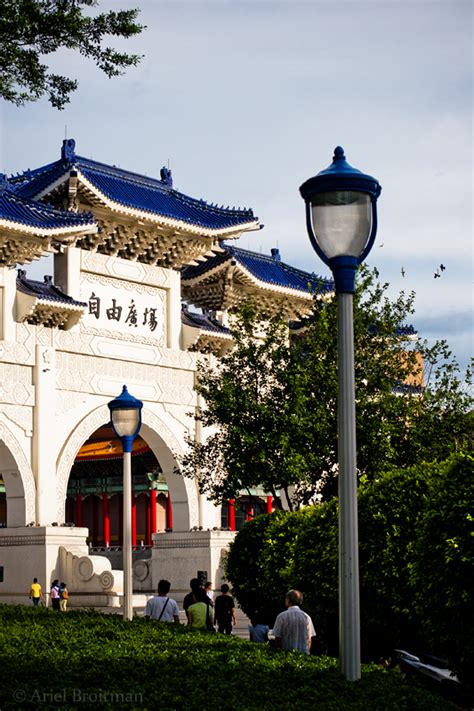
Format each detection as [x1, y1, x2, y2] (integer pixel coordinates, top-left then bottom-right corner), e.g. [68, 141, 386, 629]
[108, 385, 143, 621]
[300, 147, 381, 681]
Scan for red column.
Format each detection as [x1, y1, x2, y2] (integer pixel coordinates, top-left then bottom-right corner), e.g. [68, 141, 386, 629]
[92, 496, 99, 545]
[149, 489, 157, 544]
[132, 493, 137, 548]
[266, 495, 273, 514]
[246, 502, 253, 522]
[228, 499, 235, 531]
[75, 494, 83, 527]
[119, 494, 123, 546]
[166, 493, 173, 531]
[102, 493, 110, 547]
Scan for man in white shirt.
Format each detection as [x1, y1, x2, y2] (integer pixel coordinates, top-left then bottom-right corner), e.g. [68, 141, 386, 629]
[271, 590, 315, 654]
[145, 579, 180, 623]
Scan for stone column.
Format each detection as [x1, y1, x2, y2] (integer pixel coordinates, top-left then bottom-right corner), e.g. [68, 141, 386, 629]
[33, 346, 57, 525]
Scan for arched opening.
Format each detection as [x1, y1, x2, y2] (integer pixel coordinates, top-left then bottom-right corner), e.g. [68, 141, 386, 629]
[0, 432, 35, 527]
[56, 404, 197, 530]
[66, 424, 173, 548]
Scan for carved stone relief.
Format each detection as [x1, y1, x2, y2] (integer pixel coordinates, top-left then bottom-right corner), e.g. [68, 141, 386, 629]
[1, 405, 33, 436]
[0, 324, 35, 365]
[81, 250, 171, 288]
[0, 363, 34, 406]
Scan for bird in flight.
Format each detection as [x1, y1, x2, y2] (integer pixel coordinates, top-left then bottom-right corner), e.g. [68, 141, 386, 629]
[440, 264, 446, 271]
[401, 267, 405, 278]
[434, 269, 441, 279]
[434, 264, 446, 279]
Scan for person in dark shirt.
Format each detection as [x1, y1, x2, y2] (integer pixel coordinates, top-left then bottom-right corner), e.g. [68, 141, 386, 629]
[183, 578, 202, 623]
[214, 583, 236, 634]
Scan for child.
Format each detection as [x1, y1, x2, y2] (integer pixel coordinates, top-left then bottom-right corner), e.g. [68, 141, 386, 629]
[248, 612, 269, 643]
[59, 582, 69, 612]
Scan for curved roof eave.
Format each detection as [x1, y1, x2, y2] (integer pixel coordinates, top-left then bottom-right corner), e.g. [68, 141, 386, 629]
[30, 167, 260, 239]
[182, 256, 315, 302]
[0, 216, 97, 238]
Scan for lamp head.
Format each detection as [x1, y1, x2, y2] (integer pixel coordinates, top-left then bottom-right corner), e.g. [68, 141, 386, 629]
[108, 385, 143, 449]
[300, 147, 382, 292]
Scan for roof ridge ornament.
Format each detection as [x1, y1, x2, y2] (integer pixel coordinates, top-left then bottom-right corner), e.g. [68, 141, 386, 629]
[160, 166, 173, 188]
[0, 173, 9, 194]
[61, 138, 76, 165]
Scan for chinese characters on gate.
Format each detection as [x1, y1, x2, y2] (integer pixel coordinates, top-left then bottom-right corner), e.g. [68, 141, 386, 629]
[88, 292, 159, 332]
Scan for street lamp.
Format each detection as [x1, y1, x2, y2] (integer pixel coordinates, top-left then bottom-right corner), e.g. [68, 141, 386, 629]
[108, 385, 143, 621]
[300, 147, 381, 681]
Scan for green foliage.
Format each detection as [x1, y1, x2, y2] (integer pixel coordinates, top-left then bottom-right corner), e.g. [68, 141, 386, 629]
[0, 0, 144, 108]
[411, 452, 474, 682]
[226, 454, 473, 677]
[181, 267, 472, 507]
[0, 605, 455, 710]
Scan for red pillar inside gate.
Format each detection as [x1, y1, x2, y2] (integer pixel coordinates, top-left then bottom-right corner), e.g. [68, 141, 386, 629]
[228, 499, 235, 531]
[166, 493, 173, 531]
[75, 494, 83, 527]
[102, 494, 110, 547]
[92, 496, 99, 545]
[119, 494, 123, 546]
[266, 495, 273, 514]
[132, 493, 137, 548]
[246, 502, 253, 522]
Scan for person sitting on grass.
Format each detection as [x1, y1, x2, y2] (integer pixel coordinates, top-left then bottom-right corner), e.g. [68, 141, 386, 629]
[248, 611, 269, 643]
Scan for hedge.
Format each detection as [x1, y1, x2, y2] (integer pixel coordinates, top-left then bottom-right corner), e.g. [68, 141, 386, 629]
[0, 606, 455, 710]
[225, 453, 473, 680]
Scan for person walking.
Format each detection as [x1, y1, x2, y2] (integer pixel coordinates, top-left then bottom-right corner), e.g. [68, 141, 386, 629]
[29, 578, 43, 607]
[145, 580, 180, 623]
[204, 581, 214, 606]
[183, 578, 202, 623]
[214, 584, 236, 634]
[59, 582, 69, 612]
[50, 579, 61, 611]
[187, 588, 213, 631]
[271, 590, 315, 654]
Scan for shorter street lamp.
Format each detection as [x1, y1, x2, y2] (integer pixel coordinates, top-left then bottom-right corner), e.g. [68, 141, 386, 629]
[108, 385, 143, 621]
[299, 147, 381, 681]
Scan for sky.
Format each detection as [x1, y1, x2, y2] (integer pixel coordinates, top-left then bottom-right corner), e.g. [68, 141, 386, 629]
[1, 0, 472, 371]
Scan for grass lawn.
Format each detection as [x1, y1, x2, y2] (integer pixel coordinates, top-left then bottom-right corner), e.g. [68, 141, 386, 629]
[0, 606, 456, 710]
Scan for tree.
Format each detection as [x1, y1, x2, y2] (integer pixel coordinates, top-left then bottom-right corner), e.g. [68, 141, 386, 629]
[179, 267, 472, 507]
[0, 0, 144, 109]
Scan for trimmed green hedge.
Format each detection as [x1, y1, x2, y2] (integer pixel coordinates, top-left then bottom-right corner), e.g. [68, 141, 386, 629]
[225, 453, 474, 680]
[0, 606, 455, 710]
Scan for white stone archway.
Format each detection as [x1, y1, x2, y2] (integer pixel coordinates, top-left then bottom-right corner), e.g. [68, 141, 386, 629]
[55, 404, 198, 530]
[0, 422, 36, 526]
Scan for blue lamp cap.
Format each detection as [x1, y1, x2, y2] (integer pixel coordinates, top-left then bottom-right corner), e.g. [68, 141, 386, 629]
[300, 146, 381, 201]
[107, 384, 143, 413]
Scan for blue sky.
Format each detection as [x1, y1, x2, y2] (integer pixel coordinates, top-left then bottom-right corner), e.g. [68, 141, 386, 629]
[1, 0, 472, 370]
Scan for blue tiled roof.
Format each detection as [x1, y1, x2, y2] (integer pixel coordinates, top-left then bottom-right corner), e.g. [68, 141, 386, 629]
[0, 179, 94, 231]
[181, 307, 231, 336]
[9, 139, 258, 232]
[16, 271, 87, 307]
[182, 244, 333, 294]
